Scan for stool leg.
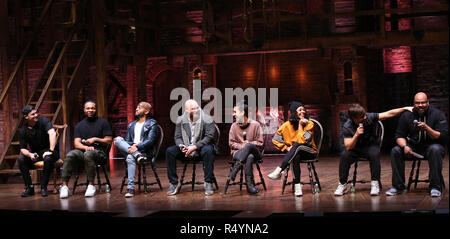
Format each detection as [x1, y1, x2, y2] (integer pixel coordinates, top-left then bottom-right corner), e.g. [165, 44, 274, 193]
[102, 165, 112, 191]
[307, 163, 314, 194]
[138, 164, 142, 192]
[256, 163, 267, 190]
[73, 173, 79, 195]
[351, 161, 358, 192]
[192, 162, 196, 191]
[311, 163, 321, 191]
[151, 163, 162, 190]
[142, 165, 148, 193]
[414, 160, 421, 189]
[120, 164, 127, 194]
[281, 165, 290, 195]
[179, 162, 188, 191]
[96, 166, 101, 192]
[213, 176, 219, 190]
[407, 160, 417, 191]
[239, 167, 244, 191]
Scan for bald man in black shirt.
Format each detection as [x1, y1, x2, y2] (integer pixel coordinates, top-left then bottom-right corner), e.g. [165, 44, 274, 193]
[387, 92, 448, 197]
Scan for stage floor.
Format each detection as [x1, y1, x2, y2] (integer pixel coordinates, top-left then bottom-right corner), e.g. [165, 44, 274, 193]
[0, 154, 448, 218]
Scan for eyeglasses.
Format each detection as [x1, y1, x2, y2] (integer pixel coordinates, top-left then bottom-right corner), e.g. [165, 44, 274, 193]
[414, 101, 428, 105]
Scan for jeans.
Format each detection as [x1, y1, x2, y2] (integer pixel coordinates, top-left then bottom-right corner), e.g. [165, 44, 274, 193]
[390, 144, 445, 191]
[114, 137, 142, 189]
[166, 144, 215, 185]
[338, 145, 381, 184]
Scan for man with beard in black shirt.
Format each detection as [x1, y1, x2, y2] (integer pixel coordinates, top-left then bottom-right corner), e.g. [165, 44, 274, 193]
[18, 105, 58, 197]
[387, 92, 448, 197]
[59, 100, 112, 198]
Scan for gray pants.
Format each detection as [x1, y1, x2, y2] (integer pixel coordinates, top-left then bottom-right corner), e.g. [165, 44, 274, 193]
[62, 149, 105, 183]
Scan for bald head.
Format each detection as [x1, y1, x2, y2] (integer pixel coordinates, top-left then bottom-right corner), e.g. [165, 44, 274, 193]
[185, 99, 199, 109]
[185, 99, 200, 120]
[413, 92, 429, 115]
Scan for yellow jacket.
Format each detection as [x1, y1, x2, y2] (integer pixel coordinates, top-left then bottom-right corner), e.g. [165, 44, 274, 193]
[272, 120, 317, 154]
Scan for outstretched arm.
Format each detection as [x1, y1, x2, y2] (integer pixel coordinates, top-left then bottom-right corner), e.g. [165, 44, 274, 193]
[379, 106, 413, 120]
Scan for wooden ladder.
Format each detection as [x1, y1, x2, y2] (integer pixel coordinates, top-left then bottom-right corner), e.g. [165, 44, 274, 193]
[0, 0, 89, 178]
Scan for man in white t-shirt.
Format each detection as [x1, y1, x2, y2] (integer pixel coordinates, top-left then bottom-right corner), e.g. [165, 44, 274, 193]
[114, 102, 159, 197]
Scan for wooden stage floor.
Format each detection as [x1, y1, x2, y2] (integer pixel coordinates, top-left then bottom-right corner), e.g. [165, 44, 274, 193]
[0, 153, 448, 219]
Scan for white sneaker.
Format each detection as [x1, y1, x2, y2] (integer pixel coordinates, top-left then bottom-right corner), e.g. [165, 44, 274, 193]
[294, 183, 303, 197]
[267, 167, 283, 180]
[85, 185, 96, 197]
[60, 185, 69, 199]
[370, 181, 380, 196]
[334, 183, 348, 196]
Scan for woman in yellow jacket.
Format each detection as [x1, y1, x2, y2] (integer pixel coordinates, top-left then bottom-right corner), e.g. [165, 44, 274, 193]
[267, 101, 317, 196]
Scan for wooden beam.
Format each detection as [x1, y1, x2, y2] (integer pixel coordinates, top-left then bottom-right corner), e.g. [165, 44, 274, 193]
[134, 6, 147, 102]
[0, 0, 10, 150]
[92, 0, 107, 117]
[161, 30, 449, 56]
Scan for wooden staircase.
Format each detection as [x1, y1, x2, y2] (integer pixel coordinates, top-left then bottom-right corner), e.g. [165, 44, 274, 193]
[0, 0, 89, 177]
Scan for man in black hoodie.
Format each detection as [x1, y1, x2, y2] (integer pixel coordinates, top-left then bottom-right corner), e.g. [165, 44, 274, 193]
[387, 92, 448, 197]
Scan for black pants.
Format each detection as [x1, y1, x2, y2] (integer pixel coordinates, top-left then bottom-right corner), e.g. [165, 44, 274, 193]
[166, 144, 215, 185]
[339, 145, 380, 184]
[18, 151, 58, 188]
[390, 144, 445, 191]
[280, 143, 315, 184]
[233, 144, 262, 177]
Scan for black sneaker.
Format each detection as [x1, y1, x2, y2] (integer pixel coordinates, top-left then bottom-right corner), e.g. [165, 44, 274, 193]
[21, 186, 35, 197]
[41, 187, 48, 197]
[125, 188, 135, 198]
[136, 154, 147, 165]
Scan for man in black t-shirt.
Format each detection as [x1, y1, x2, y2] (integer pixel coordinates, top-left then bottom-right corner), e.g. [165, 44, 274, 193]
[387, 92, 448, 197]
[334, 103, 412, 196]
[59, 100, 112, 198]
[18, 105, 58, 197]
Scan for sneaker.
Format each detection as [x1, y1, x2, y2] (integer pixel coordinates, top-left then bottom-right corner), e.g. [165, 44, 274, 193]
[204, 182, 214, 196]
[385, 187, 406, 196]
[136, 154, 147, 165]
[60, 185, 69, 199]
[267, 166, 283, 180]
[294, 183, 303, 197]
[84, 185, 96, 197]
[21, 186, 35, 197]
[370, 181, 380, 196]
[125, 188, 135, 198]
[334, 183, 348, 196]
[430, 189, 441, 197]
[167, 182, 181, 196]
[41, 187, 48, 197]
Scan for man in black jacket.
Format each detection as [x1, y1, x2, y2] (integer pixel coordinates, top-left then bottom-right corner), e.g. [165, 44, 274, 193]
[114, 102, 159, 197]
[165, 99, 217, 196]
[387, 92, 448, 197]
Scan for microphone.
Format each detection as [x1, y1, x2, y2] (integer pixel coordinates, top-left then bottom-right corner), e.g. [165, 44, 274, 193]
[413, 119, 419, 127]
[82, 139, 86, 144]
[243, 132, 247, 141]
[411, 151, 424, 159]
[359, 123, 363, 127]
